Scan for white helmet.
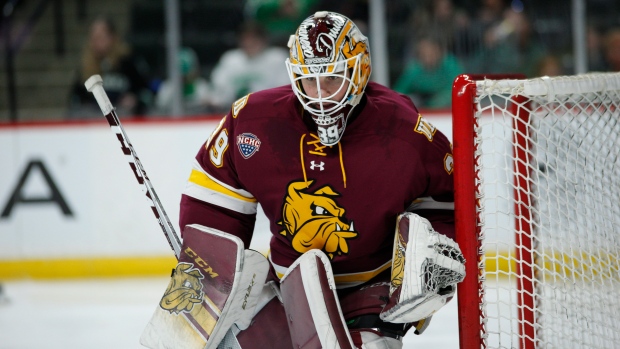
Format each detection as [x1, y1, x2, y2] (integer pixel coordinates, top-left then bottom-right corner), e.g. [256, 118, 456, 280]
[286, 11, 372, 146]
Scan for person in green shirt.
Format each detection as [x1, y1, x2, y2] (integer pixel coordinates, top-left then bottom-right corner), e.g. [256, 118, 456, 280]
[247, 0, 318, 46]
[393, 36, 463, 109]
[466, 8, 547, 78]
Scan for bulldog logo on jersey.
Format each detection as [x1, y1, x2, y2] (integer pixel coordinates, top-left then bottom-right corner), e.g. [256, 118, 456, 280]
[236, 133, 261, 159]
[278, 180, 358, 259]
[159, 262, 205, 314]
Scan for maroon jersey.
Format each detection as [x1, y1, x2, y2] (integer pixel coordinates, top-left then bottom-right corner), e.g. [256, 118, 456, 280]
[180, 82, 454, 288]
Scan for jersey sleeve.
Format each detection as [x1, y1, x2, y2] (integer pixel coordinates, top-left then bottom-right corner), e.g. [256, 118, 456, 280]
[179, 112, 258, 247]
[408, 115, 455, 240]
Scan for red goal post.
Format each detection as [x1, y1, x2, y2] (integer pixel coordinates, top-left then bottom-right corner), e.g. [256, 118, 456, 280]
[452, 73, 620, 349]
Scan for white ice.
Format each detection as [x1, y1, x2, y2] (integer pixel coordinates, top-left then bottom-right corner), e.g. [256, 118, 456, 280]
[0, 277, 459, 348]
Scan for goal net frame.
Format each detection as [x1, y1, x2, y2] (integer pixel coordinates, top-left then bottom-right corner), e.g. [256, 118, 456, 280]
[452, 73, 620, 349]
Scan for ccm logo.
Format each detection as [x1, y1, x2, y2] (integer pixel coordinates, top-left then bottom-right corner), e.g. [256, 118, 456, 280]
[184, 247, 219, 278]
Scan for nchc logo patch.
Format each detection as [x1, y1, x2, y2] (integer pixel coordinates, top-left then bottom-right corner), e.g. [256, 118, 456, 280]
[236, 133, 261, 159]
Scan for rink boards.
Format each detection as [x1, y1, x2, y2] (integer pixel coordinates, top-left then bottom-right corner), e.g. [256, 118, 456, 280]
[0, 113, 453, 279]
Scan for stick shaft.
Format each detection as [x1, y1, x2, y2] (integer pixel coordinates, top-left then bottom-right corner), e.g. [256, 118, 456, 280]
[86, 76, 241, 349]
[85, 75, 182, 259]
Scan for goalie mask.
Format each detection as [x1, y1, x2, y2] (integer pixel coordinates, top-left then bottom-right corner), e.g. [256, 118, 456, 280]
[286, 11, 372, 146]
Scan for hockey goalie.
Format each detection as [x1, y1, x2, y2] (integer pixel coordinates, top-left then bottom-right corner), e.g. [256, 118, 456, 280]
[140, 11, 465, 349]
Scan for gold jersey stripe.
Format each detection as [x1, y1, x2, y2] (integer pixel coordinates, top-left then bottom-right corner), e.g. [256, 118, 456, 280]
[189, 169, 256, 203]
[333, 260, 392, 284]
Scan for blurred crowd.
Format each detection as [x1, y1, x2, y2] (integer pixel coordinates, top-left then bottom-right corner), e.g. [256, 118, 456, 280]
[65, 0, 620, 117]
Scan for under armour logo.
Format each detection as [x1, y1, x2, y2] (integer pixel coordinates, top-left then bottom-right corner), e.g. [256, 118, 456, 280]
[310, 161, 325, 171]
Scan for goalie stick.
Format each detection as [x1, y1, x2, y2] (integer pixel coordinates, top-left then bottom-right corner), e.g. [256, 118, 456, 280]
[85, 75, 242, 349]
[84, 74, 182, 258]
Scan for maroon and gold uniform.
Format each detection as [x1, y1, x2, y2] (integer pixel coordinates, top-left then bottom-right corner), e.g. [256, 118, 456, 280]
[179, 81, 454, 289]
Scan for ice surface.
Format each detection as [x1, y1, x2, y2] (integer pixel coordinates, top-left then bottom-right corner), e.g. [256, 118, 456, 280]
[0, 278, 459, 348]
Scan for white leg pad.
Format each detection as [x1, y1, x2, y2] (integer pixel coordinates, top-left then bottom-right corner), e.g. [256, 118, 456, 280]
[359, 331, 403, 349]
[280, 249, 355, 349]
[140, 224, 270, 349]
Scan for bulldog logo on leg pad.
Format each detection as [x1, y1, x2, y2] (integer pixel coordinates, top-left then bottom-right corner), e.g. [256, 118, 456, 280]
[159, 262, 205, 314]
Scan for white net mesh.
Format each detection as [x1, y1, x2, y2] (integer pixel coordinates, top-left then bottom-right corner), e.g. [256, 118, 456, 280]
[473, 73, 620, 349]
[423, 238, 466, 295]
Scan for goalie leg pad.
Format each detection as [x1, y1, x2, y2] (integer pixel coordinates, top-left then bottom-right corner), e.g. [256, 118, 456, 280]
[349, 330, 403, 349]
[380, 213, 465, 323]
[140, 224, 270, 349]
[280, 249, 355, 349]
[236, 279, 293, 348]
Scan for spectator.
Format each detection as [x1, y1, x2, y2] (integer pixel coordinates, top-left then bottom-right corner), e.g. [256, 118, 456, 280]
[312, 0, 369, 28]
[603, 28, 620, 72]
[535, 54, 564, 77]
[68, 17, 152, 118]
[587, 25, 606, 72]
[246, 0, 318, 46]
[208, 21, 290, 111]
[464, 0, 508, 63]
[409, 0, 471, 58]
[467, 9, 547, 78]
[393, 36, 463, 109]
[155, 47, 211, 115]
[476, 0, 507, 30]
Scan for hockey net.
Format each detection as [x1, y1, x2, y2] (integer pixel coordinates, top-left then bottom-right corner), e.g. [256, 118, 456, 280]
[452, 73, 620, 349]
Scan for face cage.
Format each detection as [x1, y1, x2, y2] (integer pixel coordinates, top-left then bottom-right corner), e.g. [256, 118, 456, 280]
[285, 55, 362, 124]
